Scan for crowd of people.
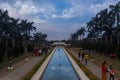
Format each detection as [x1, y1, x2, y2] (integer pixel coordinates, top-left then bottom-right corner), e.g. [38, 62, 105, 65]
[33, 46, 51, 56]
[78, 50, 90, 65]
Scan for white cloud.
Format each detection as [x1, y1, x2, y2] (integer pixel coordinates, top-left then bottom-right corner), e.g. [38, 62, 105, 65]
[88, 0, 119, 14]
[0, 1, 38, 18]
[52, 14, 57, 18]
[18, 2, 37, 15]
[61, 8, 74, 18]
[0, 0, 56, 19]
[51, 4, 85, 19]
[0, 3, 18, 18]
[33, 17, 48, 24]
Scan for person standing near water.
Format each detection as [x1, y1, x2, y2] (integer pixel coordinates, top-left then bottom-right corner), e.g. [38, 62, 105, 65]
[102, 60, 107, 80]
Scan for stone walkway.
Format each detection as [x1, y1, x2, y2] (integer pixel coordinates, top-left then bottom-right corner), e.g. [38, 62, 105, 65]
[0, 48, 118, 80]
[69, 48, 118, 80]
[0, 56, 42, 80]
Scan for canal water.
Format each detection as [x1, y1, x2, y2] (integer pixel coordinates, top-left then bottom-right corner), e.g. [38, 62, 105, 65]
[41, 47, 80, 80]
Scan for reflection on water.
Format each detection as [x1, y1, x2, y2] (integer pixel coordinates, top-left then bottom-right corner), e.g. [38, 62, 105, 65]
[41, 47, 80, 80]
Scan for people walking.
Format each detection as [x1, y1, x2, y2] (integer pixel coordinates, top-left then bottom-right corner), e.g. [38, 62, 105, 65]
[39, 49, 42, 56]
[84, 53, 88, 65]
[102, 60, 107, 80]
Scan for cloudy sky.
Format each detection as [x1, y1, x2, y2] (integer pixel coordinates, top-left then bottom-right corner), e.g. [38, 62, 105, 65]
[0, 0, 119, 40]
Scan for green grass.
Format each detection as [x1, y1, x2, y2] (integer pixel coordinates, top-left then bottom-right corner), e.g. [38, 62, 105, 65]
[65, 48, 98, 80]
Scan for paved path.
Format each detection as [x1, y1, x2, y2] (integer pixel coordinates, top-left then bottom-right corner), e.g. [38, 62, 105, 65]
[69, 48, 118, 80]
[0, 56, 42, 80]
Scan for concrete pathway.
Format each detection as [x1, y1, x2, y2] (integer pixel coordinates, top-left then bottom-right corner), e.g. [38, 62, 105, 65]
[69, 48, 118, 80]
[0, 57, 42, 80]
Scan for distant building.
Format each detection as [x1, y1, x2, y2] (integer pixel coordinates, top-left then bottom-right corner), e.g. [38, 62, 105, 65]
[52, 41, 71, 46]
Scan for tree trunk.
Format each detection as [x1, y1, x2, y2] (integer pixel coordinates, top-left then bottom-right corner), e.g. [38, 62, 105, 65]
[117, 38, 119, 44]
[105, 36, 107, 43]
[5, 39, 8, 56]
[110, 35, 113, 44]
[12, 38, 15, 47]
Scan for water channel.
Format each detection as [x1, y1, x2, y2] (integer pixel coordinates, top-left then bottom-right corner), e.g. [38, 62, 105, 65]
[41, 47, 80, 80]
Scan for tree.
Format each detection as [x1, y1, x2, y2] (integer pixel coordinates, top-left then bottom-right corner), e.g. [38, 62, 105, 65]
[33, 32, 47, 46]
[98, 9, 114, 43]
[76, 27, 85, 40]
[109, 1, 120, 44]
[19, 19, 36, 51]
[0, 10, 12, 56]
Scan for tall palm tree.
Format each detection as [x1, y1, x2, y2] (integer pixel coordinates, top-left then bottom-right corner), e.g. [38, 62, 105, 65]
[70, 32, 78, 41]
[97, 9, 113, 43]
[0, 10, 12, 56]
[76, 27, 85, 40]
[9, 18, 20, 47]
[109, 1, 120, 27]
[87, 15, 100, 39]
[20, 19, 36, 51]
[109, 1, 120, 44]
[33, 32, 47, 46]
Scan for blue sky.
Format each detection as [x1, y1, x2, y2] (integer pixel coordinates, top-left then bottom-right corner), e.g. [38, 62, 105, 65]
[0, 0, 119, 40]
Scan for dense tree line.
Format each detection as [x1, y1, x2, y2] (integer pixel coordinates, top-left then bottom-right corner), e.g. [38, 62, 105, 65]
[70, 1, 120, 58]
[0, 9, 47, 62]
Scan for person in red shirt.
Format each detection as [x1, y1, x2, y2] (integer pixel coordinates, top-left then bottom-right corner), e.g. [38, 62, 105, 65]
[109, 65, 114, 80]
[102, 60, 107, 80]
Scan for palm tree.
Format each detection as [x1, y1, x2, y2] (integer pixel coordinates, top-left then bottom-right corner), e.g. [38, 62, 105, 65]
[109, 1, 120, 44]
[19, 19, 36, 51]
[33, 32, 47, 46]
[109, 1, 120, 27]
[41, 34, 47, 42]
[76, 27, 85, 40]
[8, 18, 20, 47]
[0, 10, 12, 56]
[70, 32, 78, 41]
[97, 9, 113, 43]
[87, 15, 100, 39]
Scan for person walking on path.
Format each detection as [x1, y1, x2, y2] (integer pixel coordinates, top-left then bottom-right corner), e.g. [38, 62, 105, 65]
[39, 49, 42, 56]
[109, 64, 114, 80]
[102, 60, 107, 80]
[84, 53, 88, 65]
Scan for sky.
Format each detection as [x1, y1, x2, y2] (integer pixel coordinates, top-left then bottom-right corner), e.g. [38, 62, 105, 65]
[0, 0, 119, 40]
